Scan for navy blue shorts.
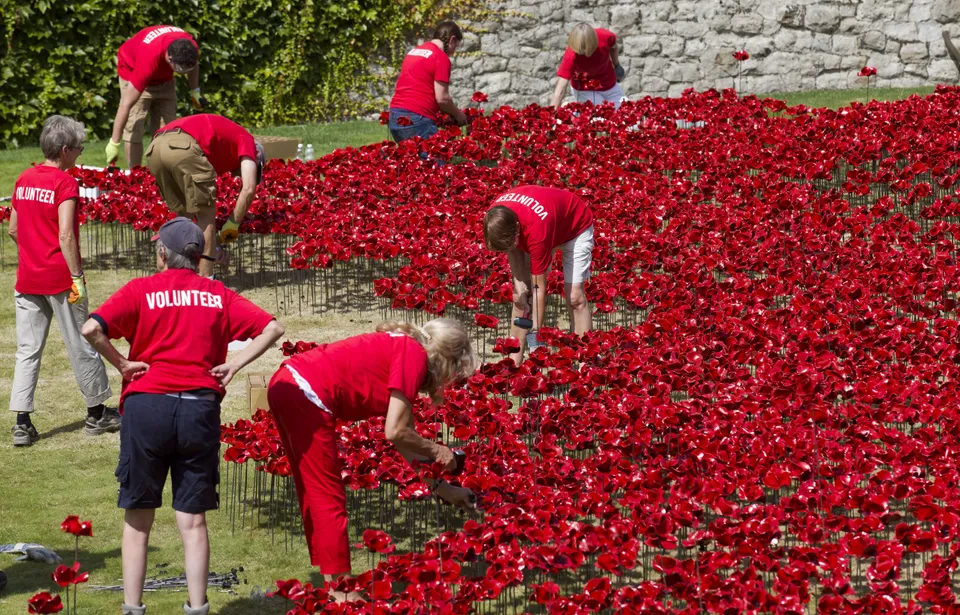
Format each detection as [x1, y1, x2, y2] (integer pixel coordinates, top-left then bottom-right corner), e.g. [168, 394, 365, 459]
[116, 391, 221, 513]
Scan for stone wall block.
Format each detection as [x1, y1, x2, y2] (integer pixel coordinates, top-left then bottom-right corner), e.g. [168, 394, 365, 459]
[861, 30, 887, 51]
[806, 5, 841, 32]
[731, 13, 764, 35]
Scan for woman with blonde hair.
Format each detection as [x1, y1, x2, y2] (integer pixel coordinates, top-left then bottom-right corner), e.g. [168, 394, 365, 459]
[550, 23, 626, 109]
[266, 318, 477, 597]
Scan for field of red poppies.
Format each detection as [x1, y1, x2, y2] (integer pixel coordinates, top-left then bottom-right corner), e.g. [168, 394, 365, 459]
[47, 86, 960, 613]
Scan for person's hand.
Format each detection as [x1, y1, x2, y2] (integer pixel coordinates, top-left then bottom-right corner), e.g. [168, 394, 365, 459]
[189, 88, 207, 111]
[68, 274, 86, 304]
[455, 110, 469, 126]
[210, 361, 240, 386]
[220, 217, 240, 244]
[615, 64, 625, 82]
[434, 445, 457, 472]
[105, 140, 121, 164]
[435, 482, 477, 510]
[120, 360, 149, 382]
[513, 289, 531, 314]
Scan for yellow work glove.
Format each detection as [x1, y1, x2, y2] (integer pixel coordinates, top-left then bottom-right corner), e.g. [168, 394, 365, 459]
[189, 88, 205, 111]
[68, 274, 87, 305]
[219, 217, 240, 244]
[105, 140, 121, 164]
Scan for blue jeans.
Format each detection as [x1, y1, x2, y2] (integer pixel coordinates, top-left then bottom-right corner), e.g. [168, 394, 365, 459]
[388, 108, 439, 143]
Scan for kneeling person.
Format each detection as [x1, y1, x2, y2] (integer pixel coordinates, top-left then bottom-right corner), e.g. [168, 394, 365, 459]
[81, 218, 284, 615]
[146, 114, 266, 278]
[484, 185, 594, 361]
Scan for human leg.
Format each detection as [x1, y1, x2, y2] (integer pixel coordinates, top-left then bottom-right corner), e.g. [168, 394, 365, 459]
[10, 293, 53, 443]
[267, 370, 351, 575]
[48, 291, 113, 414]
[122, 508, 155, 608]
[120, 78, 151, 167]
[195, 207, 217, 278]
[561, 226, 594, 334]
[170, 394, 221, 608]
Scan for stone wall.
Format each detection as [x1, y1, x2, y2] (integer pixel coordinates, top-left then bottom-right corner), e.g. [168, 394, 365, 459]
[444, 0, 960, 108]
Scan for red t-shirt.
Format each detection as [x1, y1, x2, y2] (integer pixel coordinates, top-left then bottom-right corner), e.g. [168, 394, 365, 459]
[493, 185, 594, 275]
[284, 332, 428, 422]
[92, 268, 275, 407]
[117, 25, 198, 91]
[12, 165, 80, 295]
[157, 114, 257, 175]
[557, 28, 617, 91]
[389, 42, 452, 122]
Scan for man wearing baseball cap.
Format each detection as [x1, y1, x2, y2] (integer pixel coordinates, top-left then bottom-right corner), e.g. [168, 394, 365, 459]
[81, 218, 284, 615]
[106, 25, 203, 168]
[145, 113, 266, 278]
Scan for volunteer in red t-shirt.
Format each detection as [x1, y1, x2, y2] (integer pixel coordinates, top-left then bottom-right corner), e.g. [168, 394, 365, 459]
[106, 25, 203, 168]
[9, 115, 115, 447]
[81, 218, 284, 615]
[387, 21, 468, 143]
[146, 113, 266, 278]
[266, 320, 477, 600]
[484, 185, 595, 361]
[550, 23, 627, 109]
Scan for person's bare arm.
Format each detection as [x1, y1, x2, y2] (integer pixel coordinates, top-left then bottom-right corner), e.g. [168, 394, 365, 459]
[610, 45, 620, 69]
[58, 198, 82, 276]
[506, 249, 532, 362]
[385, 391, 456, 468]
[230, 157, 259, 223]
[81, 319, 149, 381]
[109, 84, 143, 147]
[210, 320, 285, 386]
[8, 209, 17, 244]
[188, 64, 200, 90]
[434, 81, 468, 125]
[551, 77, 570, 109]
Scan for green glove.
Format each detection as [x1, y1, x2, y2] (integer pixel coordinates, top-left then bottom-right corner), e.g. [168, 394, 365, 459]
[219, 217, 240, 244]
[68, 274, 87, 305]
[105, 140, 121, 164]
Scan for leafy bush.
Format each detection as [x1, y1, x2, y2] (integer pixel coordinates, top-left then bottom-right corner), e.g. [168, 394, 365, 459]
[0, 0, 477, 146]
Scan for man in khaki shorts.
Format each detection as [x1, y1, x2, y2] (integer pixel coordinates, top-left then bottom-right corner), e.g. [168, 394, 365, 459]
[105, 26, 204, 168]
[147, 114, 265, 278]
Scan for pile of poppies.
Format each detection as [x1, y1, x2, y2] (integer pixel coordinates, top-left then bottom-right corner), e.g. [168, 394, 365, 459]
[68, 86, 960, 612]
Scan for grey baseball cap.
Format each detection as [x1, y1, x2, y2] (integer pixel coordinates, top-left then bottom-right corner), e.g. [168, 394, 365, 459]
[152, 217, 205, 255]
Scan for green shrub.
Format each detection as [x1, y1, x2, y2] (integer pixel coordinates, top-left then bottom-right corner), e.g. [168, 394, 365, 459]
[0, 0, 478, 147]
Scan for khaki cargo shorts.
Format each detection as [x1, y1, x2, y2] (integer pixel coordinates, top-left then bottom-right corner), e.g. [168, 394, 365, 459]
[146, 129, 218, 215]
[120, 77, 177, 144]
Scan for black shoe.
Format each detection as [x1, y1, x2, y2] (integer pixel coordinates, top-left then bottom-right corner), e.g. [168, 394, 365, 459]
[12, 423, 39, 447]
[84, 407, 121, 435]
[0, 569, 7, 592]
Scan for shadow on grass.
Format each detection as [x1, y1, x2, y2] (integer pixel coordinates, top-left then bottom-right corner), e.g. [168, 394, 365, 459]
[2, 546, 153, 595]
[41, 419, 88, 440]
[217, 593, 291, 614]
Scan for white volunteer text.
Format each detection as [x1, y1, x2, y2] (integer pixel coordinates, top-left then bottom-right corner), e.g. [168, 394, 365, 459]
[495, 192, 549, 221]
[15, 185, 57, 205]
[145, 290, 224, 310]
[408, 48, 434, 59]
[143, 26, 185, 44]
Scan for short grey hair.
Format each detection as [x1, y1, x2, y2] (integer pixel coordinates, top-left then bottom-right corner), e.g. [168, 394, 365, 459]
[40, 115, 86, 161]
[156, 239, 201, 272]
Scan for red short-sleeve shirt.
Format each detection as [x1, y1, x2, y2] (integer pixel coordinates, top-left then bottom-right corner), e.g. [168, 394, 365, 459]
[557, 28, 617, 91]
[156, 114, 257, 175]
[12, 165, 80, 295]
[493, 185, 594, 275]
[117, 25, 198, 91]
[389, 42, 452, 122]
[284, 332, 428, 422]
[91, 268, 275, 408]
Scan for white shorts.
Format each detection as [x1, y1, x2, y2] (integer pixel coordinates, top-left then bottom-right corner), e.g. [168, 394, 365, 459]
[570, 83, 627, 109]
[558, 225, 594, 284]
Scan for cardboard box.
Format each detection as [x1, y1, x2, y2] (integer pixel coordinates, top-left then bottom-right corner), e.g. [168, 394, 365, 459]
[254, 135, 301, 161]
[248, 372, 271, 414]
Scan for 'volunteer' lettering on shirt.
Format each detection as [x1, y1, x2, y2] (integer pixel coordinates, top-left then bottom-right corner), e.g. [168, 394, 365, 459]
[495, 192, 549, 220]
[143, 26, 185, 44]
[408, 48, 434, 59]
[14, 186, 56, 205]
[145, 290, 224, 310]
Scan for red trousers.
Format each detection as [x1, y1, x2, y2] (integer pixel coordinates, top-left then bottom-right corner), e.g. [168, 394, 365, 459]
[267, 367, 351, 575]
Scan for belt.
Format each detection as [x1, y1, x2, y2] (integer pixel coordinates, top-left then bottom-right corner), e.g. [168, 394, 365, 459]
[285, 365, 332, 414]
[165, 390, 218, 401]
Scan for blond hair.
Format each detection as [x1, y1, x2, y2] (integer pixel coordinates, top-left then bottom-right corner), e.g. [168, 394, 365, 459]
[568, 23, 598, 56]
[376, 318, 478, 403]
